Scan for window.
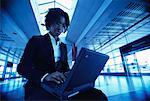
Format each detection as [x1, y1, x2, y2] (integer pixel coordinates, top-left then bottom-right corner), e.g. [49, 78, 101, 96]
[0, 54, 6, 60]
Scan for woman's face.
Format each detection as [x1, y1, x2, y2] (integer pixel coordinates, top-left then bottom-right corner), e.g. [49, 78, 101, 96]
[49, 16, 66, 38]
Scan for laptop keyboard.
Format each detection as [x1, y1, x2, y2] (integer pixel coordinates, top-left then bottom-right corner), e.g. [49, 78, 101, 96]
[43, 81, 62, 89]
[42, 71, 70, 89]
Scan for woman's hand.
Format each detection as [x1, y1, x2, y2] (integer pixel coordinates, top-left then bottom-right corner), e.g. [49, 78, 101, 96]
[64, 71, 70, 77]
[45, 71, 66, 84]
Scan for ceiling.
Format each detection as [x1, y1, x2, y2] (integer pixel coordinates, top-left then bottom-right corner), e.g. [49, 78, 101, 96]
[0, 0, 150, 58]
[66, 0, 150, 54]
[30, 0, 78, 35]
[1, 0, 41, 55]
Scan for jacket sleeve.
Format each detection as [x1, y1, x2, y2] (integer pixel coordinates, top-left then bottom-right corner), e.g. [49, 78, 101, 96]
[17, 36, 46, 84]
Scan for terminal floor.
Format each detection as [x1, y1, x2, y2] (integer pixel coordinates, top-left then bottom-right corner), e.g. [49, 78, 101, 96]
[1, 75, 150, 101]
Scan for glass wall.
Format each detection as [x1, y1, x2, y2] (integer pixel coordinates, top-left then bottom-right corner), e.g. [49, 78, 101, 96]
[98, 33, 149, 75]
[0, 47, 21, 80]
[101, 48, 124, 74]
[124, 49, 150, 75]
[0, 51, 7, 79]
[136, 49, 150, 73]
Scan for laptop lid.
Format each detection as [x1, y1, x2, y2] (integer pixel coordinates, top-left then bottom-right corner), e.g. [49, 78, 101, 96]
[63, 48, 109, 92]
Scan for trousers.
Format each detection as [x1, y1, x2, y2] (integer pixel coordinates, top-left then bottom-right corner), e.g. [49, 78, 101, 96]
[24, 85, 108, 101]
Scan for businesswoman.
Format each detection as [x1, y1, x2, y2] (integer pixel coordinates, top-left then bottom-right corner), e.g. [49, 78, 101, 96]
[17, 8, 107, 100]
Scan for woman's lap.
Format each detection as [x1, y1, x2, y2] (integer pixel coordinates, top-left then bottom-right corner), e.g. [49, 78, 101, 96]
[69, 88, 108, 100]
[25, 87, 107, 101]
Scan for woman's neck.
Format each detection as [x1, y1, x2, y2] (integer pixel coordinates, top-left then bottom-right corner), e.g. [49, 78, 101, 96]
[49, 32, 59, 42]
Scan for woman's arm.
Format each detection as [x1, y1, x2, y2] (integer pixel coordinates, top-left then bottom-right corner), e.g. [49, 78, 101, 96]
[17, 36, 46, 84]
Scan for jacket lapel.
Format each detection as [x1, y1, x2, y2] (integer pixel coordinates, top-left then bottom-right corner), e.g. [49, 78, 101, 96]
[43, 34, 55, 72]
[60, 42, 66, 61]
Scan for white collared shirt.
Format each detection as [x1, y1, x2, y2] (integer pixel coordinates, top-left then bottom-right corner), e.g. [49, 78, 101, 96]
[41, 33, 61, 82]
[48, 33, 61, 62]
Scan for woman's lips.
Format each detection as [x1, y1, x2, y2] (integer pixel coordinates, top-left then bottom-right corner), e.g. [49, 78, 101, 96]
[56, 31, 61, 35]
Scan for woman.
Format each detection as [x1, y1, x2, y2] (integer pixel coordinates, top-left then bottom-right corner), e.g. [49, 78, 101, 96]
[17, 8, 107, 100]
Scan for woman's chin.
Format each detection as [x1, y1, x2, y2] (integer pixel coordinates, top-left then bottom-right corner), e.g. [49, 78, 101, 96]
[56, 33, 61, 36]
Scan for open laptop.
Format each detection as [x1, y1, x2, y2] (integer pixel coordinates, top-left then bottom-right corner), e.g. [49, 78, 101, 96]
[41, 47, 109, 100]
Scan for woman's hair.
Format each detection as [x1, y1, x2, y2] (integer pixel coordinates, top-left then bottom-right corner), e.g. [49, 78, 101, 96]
[45, 8, 70, 31]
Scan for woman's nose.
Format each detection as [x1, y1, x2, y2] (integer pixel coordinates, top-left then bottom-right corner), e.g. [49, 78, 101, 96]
[58, 26, 65, 33]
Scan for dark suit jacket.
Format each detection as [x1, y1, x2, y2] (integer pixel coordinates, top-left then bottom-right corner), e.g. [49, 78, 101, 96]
[17, 34, 69, 97]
